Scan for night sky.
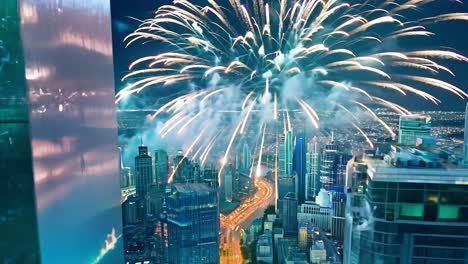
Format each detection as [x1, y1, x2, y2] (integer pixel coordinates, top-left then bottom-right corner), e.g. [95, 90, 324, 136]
[110, 0, 468, 111]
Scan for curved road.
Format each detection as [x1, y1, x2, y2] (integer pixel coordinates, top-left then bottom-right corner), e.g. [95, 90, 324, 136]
[220, 177, 275, 264]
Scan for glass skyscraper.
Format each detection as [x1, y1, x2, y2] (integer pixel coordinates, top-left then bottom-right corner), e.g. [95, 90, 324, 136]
[320, 141, 339, 190]
[344, 149, 468, 264]
[306, 136, 321, 200]
[154, 149, 168, 190]
[165, 183, 219, 264]
[279, 130, 294, 176]
[135, 145, 153, 212]
[294, 133, 307, 202]
[242, 142, 252, 170]
[280, 192, 299, 236]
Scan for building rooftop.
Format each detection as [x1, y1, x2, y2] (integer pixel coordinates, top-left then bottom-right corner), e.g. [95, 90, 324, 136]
[171, 183, 212, 194]
[366, 146, 468, 184]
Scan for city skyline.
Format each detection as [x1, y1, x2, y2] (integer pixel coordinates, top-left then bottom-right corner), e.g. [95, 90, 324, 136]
[3, 0, 468, 264]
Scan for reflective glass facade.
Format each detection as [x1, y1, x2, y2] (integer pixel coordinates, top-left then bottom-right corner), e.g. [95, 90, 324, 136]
[0, 1, 40, 262]
[346, 179, 468, 264]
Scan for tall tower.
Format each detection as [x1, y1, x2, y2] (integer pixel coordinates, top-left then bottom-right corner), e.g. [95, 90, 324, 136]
[280, 192, 298, 236]
[135, 144, 153, 213]
[223, 165, 233, 202]
[306, 136, 321, 200]
[279, 130, 294, 176]
[320, 140, 339, 190]
[294, 133, 307, 202]
[242, 142, 252, 170]
[173, 150, 192, 183]
[285, 130, 293, 175]
[154, 149, 168, 190]
[464, 103, 468, 164]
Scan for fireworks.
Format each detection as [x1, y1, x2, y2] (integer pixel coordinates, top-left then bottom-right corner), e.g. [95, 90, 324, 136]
[117, 0, 468, 184]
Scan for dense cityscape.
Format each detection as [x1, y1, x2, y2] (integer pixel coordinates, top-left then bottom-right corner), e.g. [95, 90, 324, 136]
[3, 0, 468, 263]
[117, 105, 468, 264]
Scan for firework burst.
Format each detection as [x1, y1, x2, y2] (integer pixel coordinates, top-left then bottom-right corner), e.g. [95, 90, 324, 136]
[117, 0, 468, 184]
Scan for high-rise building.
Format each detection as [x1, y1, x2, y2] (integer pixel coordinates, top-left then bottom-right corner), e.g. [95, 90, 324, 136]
[306, 137, 321, 200]
[279, 130, 294, 176]
[172, 150, 193, 184]
[192, 159, 201, 183]
[286, 130, 293, 175]
[135, 144, 153, 213]
[294, 134, 307, 202]
[154, 149, 168, 190]
[398, 114, 432, 146]
[320, 141, 339, 190]
[223, 165, 233, 202]
[242, 142, 252, 170]
[165, 183, 219, 264]
[277, 174, 296, 212]
[344, 148, 468, 264]
[201, 162, 218, 188]
[280, 192, 299, 236]
[122, 195, 141, 225]
[464, 103, 468, 164]
[331, 188, 346, 242]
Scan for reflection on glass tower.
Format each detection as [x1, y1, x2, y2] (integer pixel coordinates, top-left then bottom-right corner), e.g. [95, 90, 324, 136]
[165, 183, 219, 264]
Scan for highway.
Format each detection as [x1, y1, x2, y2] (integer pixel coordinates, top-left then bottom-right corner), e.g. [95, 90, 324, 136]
[220, 177, 275, 264]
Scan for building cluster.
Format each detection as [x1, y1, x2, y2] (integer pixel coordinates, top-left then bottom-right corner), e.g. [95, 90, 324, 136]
[118, 104, 468, 264]
[245, 105, 468, 264]
[242, 127, 352, 264]
[345, 107, 468, 263]
[119, 141, 257, 263]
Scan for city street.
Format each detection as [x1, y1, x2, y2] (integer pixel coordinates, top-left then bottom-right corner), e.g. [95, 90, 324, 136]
[220, 177, 275, 264]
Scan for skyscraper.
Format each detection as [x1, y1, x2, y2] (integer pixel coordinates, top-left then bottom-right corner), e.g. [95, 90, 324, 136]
[464, 103, 468, 165]
[294, 133, 307, 203]
[398, 114, 432, 146]
[242, 142, 252, 170]
[277, 174, 295, 212]
[286, 130, 293, 175]
[306, 137, 321, 200]
[223, 165, 233, 202]
[135, 144, 153, 213]
[122, 195, 141, 225]
[165, 183, 219, 264]
[173, 150, 193, 183]
[154, 149, 168, 190]
[201, 162, 219, 188]
[320, 141, 339, 190]
[279, 130, 293, 176]
[280, 192, 299, 236]
[344, 148, 468, 264]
